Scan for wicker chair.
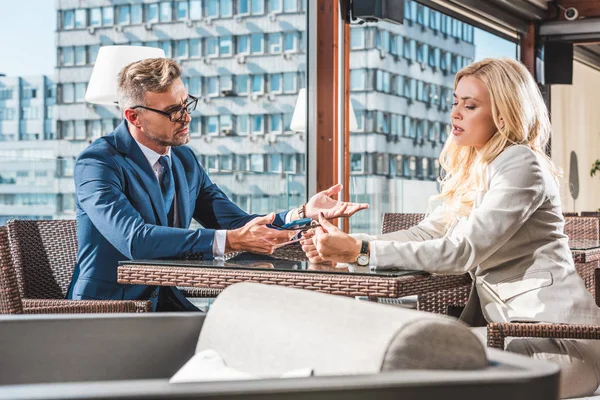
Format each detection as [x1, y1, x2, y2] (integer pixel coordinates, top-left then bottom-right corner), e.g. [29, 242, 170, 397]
[581, 211, 600, 218]
[562, 212, 579, 217]
[564, 216, 600, 240]
[5, 220, 151, 314]
[380, 213, 472, 315]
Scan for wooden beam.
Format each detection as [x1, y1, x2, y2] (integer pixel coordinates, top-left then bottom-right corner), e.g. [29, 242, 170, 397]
[342, 22, 350, 233]
[316, 0, 339, 194]
[520, 22, 536, 77]
[556, 0, 600, 20]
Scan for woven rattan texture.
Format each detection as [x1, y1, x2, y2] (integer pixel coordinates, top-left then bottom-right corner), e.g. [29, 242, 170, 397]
[381, 213, 473, 314]
[487, 322, 600, 349]
[564, 217, 600, 240]
[7, 219, 78, 299]
[0, 227, 23, 314]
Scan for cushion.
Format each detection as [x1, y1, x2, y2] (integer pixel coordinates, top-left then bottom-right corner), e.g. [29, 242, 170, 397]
[196, 282, 487, 376]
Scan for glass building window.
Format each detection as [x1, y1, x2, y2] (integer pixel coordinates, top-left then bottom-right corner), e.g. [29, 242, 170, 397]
[75, 83, 86, 102]
[270, 74, 281, 93]
[160, 2, 172, 21]
[251, 0, 264, 14]
[62, 47, 74, 66]
[283, 73, 296, 93]
[206, 37, 218, 56]
[160, 41, 172, 57]
[63, 10, 74, 29]
[237, 115, 249, 135]
[147, 3, 159, 22]
[235, 155, 248, 170]
[102, 7, 114, 25]
[190, 0, 202, 18]
[176, 40, 188, 58]
[220, 36, 233, 56]
[207, 0, 218, 17]
[190, 38, 201, 57]
[252, 75, 264, 94]
[75, 46, 86, 65]
[250, 34, 263, 53]
[207, 77, 219, 96]
[350, 69, 365, 91]
[271, 114, 282, 132]
[238, 0, 249, 14]
[252, 115, 264, 134]
[88, 45, 100, 63]
[74, 9, 86, 28]
[250, 154, 264, 171]
[220, 75, 233, 91]
[189, 77, 201, 95]
[90, 8, 101, 26]
[283, 154, 296, 172]
[220, 155, 233, 170]
[118, 5, 130, 24]
[236, 75, 249, 95]
[269, 33, 282, 53]
[283, 0, 297, 12]
[177, 1, 189, 19]
[283, 32, 296, 52]
[237, 35, 249, 54]
[220, 115, 232, 129]
[353, 111, 364, 132]
[350, 154, 363, 173]
[269, 154, 282, 172]
[350, 28, 365, 50]
[221, 0, 233, 16]
[269, 0, 282, 12]
[207, 116, 219, 135]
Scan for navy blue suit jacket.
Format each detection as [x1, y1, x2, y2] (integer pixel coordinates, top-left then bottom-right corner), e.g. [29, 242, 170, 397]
[67, 121, 287, 310]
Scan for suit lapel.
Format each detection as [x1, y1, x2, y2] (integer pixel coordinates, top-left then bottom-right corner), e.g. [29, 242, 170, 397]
[171, 151, 190, 227]
[113, 121, 168, 226]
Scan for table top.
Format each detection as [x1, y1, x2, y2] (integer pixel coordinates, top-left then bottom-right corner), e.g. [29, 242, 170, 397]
[117, 246, 471, 298]
[569, 239, 600, 251]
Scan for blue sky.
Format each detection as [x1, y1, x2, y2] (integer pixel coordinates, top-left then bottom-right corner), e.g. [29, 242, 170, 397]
[0, 0, 56, 77]
[0, 2, 516, 78]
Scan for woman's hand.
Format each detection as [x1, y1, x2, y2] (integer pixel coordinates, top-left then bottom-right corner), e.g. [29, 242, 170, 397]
[312, 213, 363, 264]
[300, 230, 333, 265]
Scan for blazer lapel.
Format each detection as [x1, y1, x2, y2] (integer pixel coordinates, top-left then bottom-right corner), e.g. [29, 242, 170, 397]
[112, 121, 168, 226]
[171, 152, 191, 227]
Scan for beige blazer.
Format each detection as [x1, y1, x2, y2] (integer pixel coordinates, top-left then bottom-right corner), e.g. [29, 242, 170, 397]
[353, 145, 600, 325]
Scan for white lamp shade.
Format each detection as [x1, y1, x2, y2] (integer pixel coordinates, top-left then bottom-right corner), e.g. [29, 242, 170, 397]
[84, 46, 166, 105]
[290, 88, 358, 133]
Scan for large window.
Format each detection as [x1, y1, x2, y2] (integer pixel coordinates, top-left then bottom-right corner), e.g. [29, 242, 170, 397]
[348, 0, 518, 234]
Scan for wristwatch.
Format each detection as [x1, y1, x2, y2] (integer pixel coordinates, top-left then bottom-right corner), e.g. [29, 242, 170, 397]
[356, 240, 370, 266]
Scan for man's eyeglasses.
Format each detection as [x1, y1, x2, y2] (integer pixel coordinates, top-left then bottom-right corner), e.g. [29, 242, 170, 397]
[131, 95, 198, 122]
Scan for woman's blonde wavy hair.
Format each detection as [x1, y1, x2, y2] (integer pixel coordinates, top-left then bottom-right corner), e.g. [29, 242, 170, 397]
[435, 57, 559, 219]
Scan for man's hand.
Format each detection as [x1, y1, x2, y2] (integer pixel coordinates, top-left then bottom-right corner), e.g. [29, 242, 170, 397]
[312, 213, 363, 263]
[305, 184, 369, 220]
[225, 213, 294, 254]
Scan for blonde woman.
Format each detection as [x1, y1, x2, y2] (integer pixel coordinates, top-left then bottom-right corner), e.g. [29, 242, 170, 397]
[302, 58, 600, 398]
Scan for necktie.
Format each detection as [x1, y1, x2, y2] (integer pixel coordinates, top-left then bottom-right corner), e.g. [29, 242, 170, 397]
[158, 155, 175, 224]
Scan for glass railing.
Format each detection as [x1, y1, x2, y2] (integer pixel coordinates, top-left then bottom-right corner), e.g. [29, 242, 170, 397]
[349, 175, 439, 235]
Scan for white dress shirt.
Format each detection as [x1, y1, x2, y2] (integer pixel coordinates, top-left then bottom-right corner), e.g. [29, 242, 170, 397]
[135, 140, 227, 258]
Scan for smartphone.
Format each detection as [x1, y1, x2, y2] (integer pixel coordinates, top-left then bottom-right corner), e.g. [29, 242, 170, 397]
[276, 217, 313, 230]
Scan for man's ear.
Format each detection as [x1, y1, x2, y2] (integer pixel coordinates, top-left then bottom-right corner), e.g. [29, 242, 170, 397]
[124, 108, 142, 129]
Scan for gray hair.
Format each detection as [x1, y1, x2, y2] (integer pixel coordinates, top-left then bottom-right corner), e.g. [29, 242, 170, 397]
[116, 58, 181, 110]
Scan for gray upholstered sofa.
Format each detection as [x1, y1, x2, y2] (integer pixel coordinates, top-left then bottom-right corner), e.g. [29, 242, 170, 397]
[0, 283, 559, 399]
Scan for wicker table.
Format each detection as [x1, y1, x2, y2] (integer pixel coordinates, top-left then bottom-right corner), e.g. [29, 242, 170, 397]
[570, 239, 600, 263]
[117, 246, 471, 299]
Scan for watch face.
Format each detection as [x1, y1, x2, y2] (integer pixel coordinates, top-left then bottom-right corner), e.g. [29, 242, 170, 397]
[357, 254, 370, 266]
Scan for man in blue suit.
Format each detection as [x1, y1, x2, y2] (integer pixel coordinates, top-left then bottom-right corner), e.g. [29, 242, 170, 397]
[67, 57, 368, 311]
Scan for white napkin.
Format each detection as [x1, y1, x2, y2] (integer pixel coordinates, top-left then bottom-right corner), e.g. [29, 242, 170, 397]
[170, 349, 313, 383]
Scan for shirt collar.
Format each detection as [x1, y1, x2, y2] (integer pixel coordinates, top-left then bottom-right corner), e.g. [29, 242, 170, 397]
[134, 139, 172, 168]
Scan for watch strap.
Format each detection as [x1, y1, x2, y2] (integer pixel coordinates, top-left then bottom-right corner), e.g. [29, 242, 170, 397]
[360, 240, 369, 255]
